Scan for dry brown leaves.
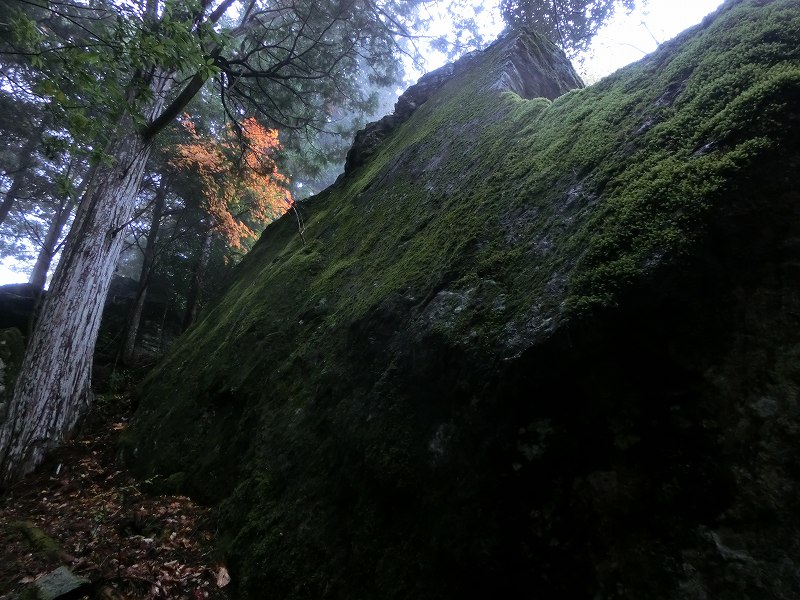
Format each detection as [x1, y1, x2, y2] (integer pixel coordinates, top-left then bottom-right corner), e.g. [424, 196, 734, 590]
[0, 394, 231, 600]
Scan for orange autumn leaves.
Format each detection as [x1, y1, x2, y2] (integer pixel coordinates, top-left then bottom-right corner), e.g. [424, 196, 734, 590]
[170, 116, 293, 250]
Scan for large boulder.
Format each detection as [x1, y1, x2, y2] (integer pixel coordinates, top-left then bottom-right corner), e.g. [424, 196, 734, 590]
[123, 1, 800, 598]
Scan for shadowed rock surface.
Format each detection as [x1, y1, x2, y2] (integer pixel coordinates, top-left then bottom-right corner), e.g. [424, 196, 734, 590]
[123, 1, 800, 598]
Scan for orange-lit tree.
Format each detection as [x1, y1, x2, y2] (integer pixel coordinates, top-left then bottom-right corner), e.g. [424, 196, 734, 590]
[169, 115, 293, 327]
[171, 116, 293, 249]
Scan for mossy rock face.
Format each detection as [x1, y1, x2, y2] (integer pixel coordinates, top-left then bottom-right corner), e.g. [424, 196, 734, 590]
[123, 1, 800, 598]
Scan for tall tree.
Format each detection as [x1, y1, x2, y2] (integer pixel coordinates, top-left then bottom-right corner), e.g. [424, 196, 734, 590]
[118, 177, 169, 364]
[170, 117, 292, 247]
[119, 114, 291, 361]
[169, 115, 293, 328]
[0, 0, 433, 484]
[499, 0, 639, 55]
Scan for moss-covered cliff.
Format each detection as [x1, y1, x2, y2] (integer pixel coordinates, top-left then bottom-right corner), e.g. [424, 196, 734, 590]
[123, 1, 800, 597]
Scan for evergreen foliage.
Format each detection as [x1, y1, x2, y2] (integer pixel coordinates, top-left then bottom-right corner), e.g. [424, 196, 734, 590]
[500, 0, 639, 54]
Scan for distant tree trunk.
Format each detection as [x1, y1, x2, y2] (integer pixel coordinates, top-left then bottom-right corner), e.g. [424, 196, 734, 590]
[120, 181, 167, 365]
[0, 73, 172, 486]
[29, 206, 69, 291]
[0, 126, 43, 226]
[23, 200, 74, 337]
[26, 166, 92, 337]
[182, 226, 213, 330]
[0, 173, 27, 226]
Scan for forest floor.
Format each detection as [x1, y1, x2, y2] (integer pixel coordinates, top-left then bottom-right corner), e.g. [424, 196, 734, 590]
[0, 392, 231, 600]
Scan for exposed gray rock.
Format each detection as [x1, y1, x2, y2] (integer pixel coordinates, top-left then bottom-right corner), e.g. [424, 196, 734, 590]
[489, 35, 584, 98]
[342, 29, 582, 176]
[32, 567, 90, 600]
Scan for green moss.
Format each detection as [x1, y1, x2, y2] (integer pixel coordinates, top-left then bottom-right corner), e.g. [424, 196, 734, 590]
[9, 521, 64, 561]
[123, 3, 800, 598]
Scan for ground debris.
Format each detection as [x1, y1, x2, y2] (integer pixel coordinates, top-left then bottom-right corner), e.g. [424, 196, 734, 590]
[0, 394, 230, 600]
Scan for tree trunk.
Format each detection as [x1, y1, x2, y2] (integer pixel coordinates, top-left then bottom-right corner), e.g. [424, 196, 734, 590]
[182, 226, 213, 330]
[23, 199, 74, 338]
[0, 74, 171, 485]
[24, 165, 93, 337]
[29, 163, 95, 293]
[120, 181, 167, 365]
[0, 173, 27, 227]
[0, 127, 43, 226]
[28, 199, 76, 292]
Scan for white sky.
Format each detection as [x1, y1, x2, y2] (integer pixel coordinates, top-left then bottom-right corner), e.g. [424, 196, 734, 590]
[0, 0, 725, 286]
[578, 0, 724, 80]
